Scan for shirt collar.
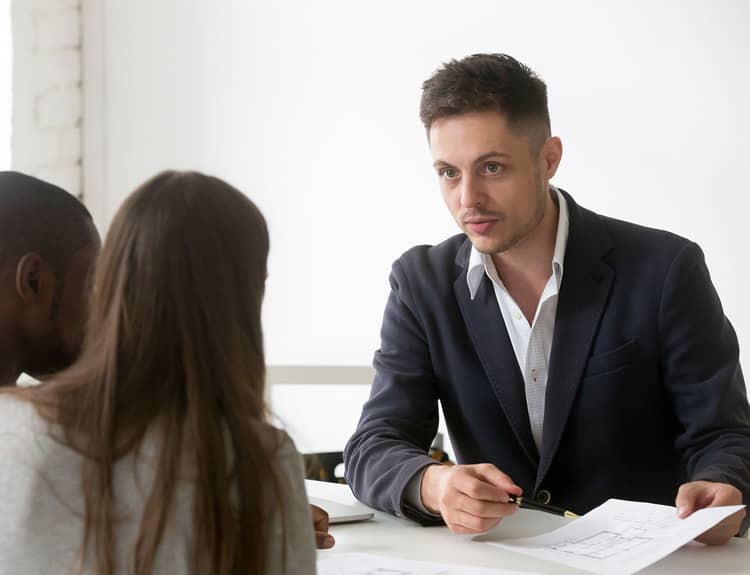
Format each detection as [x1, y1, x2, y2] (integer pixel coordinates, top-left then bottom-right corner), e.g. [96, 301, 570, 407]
[466, 186, 570, 300]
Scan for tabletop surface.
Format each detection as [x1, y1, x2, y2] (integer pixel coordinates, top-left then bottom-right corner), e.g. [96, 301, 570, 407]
[306, 480, 750, 574]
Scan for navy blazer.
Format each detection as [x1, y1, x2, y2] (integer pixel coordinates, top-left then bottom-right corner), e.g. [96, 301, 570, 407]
[344, 191, 750, 528]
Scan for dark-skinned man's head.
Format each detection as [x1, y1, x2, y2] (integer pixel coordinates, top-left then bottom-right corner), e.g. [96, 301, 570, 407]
[0, 171, 100, 386]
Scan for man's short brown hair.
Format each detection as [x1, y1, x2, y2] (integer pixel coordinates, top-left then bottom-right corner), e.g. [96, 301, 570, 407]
[420, 53, 551, 150]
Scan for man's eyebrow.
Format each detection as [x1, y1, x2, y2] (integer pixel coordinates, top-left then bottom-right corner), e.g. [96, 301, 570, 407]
[432, 151, 511, 169]
[432, 159, 455, 169]
[473, 151, 511, 164]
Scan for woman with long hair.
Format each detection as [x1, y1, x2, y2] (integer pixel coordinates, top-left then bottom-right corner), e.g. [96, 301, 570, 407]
[0, 171, 316, 574]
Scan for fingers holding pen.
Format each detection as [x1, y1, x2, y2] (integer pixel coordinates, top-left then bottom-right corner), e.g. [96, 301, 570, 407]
[422, 463, 523, 534]
[462, 463, 522, 500]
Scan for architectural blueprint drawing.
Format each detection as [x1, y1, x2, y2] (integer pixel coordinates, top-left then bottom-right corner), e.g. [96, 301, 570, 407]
[488, 498, 744, 575]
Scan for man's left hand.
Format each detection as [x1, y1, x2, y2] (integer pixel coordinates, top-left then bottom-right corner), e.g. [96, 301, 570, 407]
[311, 504, 335, 549]
[675, 480, 746, 545]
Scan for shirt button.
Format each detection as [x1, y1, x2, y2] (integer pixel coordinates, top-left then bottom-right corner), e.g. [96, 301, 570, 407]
[514, 311, 522, 320]
[536, 490, 552, 504]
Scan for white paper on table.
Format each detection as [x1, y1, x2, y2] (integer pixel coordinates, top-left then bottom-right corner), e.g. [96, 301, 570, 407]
[488, 498, 744, 575]
[317, 551, 540, 575]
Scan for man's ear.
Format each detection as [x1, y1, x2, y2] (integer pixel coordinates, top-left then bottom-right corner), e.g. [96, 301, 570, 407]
[541, 136, 563, 180]
[15, 253, 55, 306]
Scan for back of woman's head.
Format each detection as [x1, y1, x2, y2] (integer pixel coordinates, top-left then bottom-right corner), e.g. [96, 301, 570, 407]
[50, 171, 281, 575]
[88, 170, 268, 426]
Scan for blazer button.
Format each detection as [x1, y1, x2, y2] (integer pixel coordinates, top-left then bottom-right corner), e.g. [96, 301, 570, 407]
[535, 489, 551, 504]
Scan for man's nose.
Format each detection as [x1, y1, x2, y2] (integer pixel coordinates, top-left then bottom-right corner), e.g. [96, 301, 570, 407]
[459, 174, 483, 209]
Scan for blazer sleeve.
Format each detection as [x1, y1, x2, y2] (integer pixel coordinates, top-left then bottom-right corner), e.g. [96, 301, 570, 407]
[344, 258, 445, 525]
[659, 241, 750, 533]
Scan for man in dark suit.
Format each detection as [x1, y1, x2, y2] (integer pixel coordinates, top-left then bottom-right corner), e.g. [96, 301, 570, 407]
[344, 54, 750, 544]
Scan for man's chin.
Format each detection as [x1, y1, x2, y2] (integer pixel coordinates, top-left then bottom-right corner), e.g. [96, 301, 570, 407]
[468, 235, 513, 255]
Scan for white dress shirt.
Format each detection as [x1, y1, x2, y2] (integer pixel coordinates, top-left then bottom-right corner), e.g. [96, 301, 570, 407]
[403, 187, 569, 515]
[465, 186, 569, 451]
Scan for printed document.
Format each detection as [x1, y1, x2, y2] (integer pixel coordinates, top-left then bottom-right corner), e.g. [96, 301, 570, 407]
[488, 498, 744, 575]
[318, 552, 539, 575]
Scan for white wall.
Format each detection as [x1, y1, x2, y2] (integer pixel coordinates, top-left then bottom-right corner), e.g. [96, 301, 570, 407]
[83, 1, 750, 451]
[11, 0, 82, 195]
[0, 0, 10, 170]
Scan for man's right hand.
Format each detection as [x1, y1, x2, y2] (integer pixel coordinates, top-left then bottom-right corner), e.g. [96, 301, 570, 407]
[421, 463, 522, 534]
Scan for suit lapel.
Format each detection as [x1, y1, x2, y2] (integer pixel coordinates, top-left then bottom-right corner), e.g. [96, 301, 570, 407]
[454, 240, 539, 468]
[536, 193, 614, 488]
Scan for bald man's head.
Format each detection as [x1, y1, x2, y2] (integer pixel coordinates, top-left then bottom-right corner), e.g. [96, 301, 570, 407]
[0, 171, 101, 385]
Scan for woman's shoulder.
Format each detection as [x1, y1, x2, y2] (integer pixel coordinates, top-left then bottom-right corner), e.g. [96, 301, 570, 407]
[248, 421, 298, 454]
[270, 427, 300, 456]
[0, 394, 75, 472]
[252, 424, 303, 475]
[251, 425, 308, 503]
[0, 393, 44, 436]
[0, 394, 66, 489]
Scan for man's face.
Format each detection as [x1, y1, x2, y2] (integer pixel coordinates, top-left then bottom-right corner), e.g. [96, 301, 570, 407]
[53, 242, 100, 364]
[21, 229, 100, 378]
[429, 110, 558, 255]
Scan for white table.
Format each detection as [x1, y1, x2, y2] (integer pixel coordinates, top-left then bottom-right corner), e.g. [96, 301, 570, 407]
[307, 480, 750, 574]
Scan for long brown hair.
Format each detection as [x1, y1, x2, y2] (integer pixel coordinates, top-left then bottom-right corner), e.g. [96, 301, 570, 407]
[16, 171, 284, 574]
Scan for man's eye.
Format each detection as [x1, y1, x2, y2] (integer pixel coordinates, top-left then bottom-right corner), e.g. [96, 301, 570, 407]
[440, 168, 458, 180]
[484, 163, 503, 174]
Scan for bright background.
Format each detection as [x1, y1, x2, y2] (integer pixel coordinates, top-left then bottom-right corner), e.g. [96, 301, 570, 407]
[0, 0, 11, 170]
[9, 0, 749, 454]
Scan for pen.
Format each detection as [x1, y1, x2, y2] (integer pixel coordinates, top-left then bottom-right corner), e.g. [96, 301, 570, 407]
[508, 495, 579, 519]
